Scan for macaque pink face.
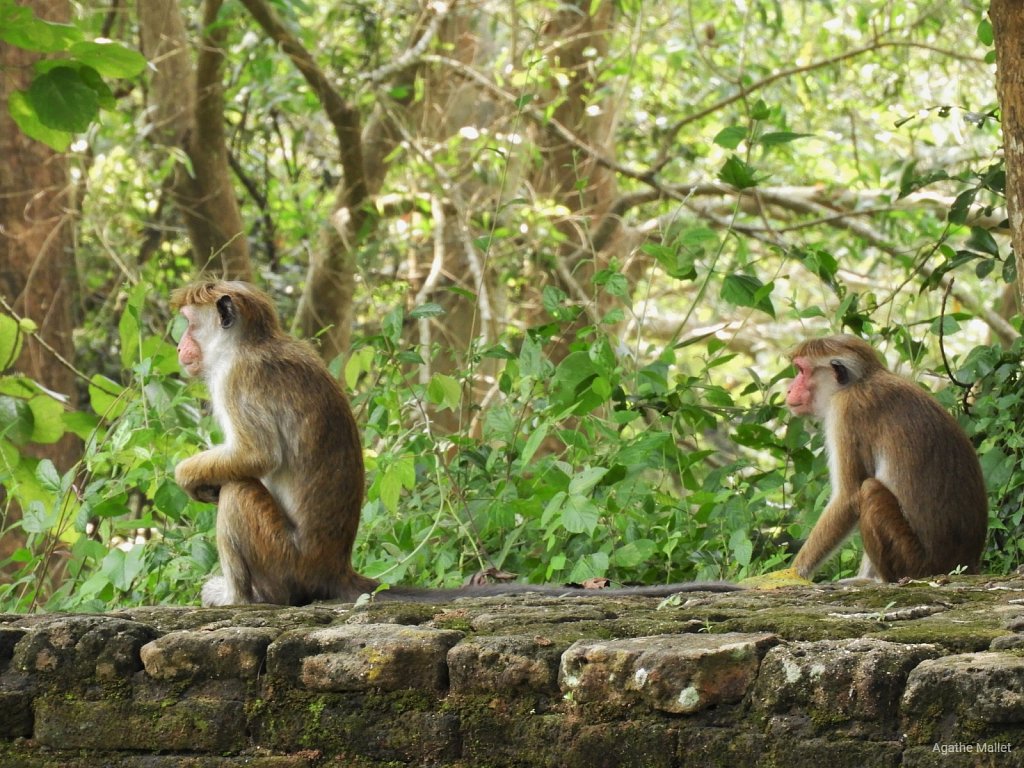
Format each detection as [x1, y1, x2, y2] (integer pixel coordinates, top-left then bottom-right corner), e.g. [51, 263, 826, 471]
[786, 356, 816, 416]
[177, 305, 204, 377]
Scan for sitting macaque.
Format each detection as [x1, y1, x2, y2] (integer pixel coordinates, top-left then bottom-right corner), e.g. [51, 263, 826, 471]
[785, 334, 987, 581]
[173, 280, 738, 605]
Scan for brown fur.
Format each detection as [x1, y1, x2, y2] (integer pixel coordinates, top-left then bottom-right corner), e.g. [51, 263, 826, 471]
[787, 334, 987, 581]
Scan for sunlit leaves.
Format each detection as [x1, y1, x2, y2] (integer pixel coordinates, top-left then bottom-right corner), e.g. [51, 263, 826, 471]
[68, 40, 145, 78]
[714, 125, 747, 149]
[426, 373, 461, 411]
[2, 0, 146, 149]
[720, 274, 776, 318]
[26, 65, 100, 132]
[717, 155, 766, 189]
[0, 1, 79, 52]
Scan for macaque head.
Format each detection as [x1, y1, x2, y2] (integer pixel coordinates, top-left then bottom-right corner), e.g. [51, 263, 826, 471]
[785, 334, 883, 418]
[171, 280, 283, 379]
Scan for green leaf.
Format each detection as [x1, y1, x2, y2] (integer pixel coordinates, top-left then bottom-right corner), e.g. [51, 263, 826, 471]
[409, 302, 445, 319]
[89, 374, 127, 420]
[729, 528, 754, 567]
[27, 66, 98, 132]
[610, 539, 656, 568]
[568, 466, 608, 496]
[977, 18, 993, 47]
[948, 188, 977, 225]
[154, 480, 189, 521]
[560, 494, 600, 535]
[541, 285, 574, 320]
[966, 226, 999, 257]
[720, 274, 776, 317]
[713, 125, 746, 149]
[518, 335, 546, 379]
[0, 3, 81, 53]
[750, 99, 771, 120]
[426, 373, 461, 411]
[379, 456, 416, 513]
[69, 40, 146, 78]
[88, 497, 130, 519]
[717, 155, 766, 189]
[382, 307, 404, 343]
[344, 346, 375, 390]
[595, 269, 629, 299]
[101, 546, 146, 592]
[566, 551, 608, 583]
[0, 314, 22, 368]
[795, 247, 840, 288]
[35, 458, 60, 492]
[118, 285, 144, 368]
[76, 64, 114, 109]
[757, 131, 814, 146]
[643, 243, 697, 281]
[976, 258, 996, 279]
[22, 500, 57, 534]
[520, 423, 549, 465]
[27, 394, 65, 444]
[0, 395, 34, 444]
[8, 90, 73, 151]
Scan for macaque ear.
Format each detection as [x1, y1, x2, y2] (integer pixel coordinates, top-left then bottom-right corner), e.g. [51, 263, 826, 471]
[215, 295, 238, 329]
[830, 359, 850, 386]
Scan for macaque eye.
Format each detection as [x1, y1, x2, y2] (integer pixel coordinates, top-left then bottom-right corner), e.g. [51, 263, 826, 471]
[830, 359, 850, 386]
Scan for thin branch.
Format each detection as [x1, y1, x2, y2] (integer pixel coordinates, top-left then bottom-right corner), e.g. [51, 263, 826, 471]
[665, 40, 987, 138]
[0, 295, 120, 396]
[422, 54, 657, 185]
[364, 0, 454, 84]
[414, 195, 448, 384]
[237, 0, 368, 212]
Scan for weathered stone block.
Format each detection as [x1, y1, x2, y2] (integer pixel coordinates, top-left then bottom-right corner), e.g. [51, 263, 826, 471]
[141, 626, 280, 681]
[901, 651, 1024, 744]
[460, 707, 565, 768]
[12, 616, 156, 683]
[256, 691, 460, 762]
[558, 632, 778, 714]
[267, 623, 463, 692]
[0, 691, 32, 738]
[752, 638, 940, 737]
[448, 634, 564, 695]
[0, 626, 26, 673]
[762, 737, 902, 768]
[561, 720, 676, 768]
[33, 697, 246, 752]
[677, 726, 766, 768]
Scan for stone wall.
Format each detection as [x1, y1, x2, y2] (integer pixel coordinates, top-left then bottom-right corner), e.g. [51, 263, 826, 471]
[2, 578, 1024, 767]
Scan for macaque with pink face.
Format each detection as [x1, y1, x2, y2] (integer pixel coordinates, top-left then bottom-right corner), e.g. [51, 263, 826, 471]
[784, 334, 987, 581]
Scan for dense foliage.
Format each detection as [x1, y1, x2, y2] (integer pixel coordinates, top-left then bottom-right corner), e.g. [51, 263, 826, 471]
[2, 0, 1022, 611]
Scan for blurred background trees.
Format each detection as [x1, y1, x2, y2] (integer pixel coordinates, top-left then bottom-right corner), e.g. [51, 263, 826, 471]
[2, 0, 1021, 609]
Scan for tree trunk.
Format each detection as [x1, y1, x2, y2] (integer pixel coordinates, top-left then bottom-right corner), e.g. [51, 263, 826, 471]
[0, 0, 81, 565]
[138, 0, 251, 279]
[991, 0, 1024, 306]
[528, 0, 623, 351]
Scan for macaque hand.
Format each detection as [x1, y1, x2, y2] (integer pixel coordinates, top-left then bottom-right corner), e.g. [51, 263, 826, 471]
[175, 455, 221, 503]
